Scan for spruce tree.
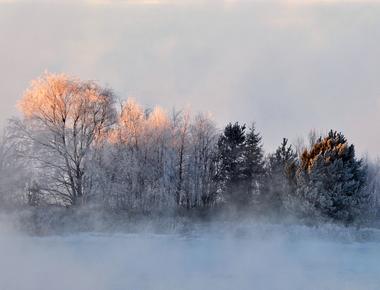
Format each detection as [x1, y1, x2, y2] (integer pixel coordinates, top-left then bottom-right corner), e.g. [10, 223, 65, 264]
[243, 124, 265, 206]
[214, 122, 247, 205]
[215, 122, 266, 208]
[266, 138, 297, 213]
[295, 130, 369, 224]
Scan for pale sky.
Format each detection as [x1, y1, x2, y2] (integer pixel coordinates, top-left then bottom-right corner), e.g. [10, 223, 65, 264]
[0, 0, 379, 156]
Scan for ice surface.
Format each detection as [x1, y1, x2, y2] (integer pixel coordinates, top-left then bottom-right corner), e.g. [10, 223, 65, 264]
[0, 223, 379, 290]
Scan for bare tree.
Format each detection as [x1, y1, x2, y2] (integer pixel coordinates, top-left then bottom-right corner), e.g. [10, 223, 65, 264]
[15, 73, 116, 206]
[0, 128, 30, 207]
[171, 109, 191, 207]
[188, 113, 218, 207]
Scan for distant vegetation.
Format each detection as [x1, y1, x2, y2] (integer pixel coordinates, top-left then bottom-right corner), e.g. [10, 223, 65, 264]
[0, 73, 378, 228]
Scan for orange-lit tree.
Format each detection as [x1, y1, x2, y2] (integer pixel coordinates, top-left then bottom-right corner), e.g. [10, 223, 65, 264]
[16, 73, 116, 206]
[295, 130, 370, 224]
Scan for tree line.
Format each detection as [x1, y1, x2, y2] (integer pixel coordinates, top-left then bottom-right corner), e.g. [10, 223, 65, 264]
[0, 73, 379, 225]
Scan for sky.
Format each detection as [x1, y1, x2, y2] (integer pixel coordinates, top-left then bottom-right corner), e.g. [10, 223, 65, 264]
[0, 0, 379, 156]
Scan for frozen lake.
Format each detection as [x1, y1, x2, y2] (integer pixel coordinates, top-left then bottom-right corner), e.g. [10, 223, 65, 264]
[0, 223, 379, 290]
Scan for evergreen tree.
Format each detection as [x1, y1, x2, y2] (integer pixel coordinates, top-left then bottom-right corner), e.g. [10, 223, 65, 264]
[215, 122, 266, 207]
[214, 122, 247, 205]
[266, 138, 297, 212]
[243, 124, 265, 206]
[295, 130, 369, 224]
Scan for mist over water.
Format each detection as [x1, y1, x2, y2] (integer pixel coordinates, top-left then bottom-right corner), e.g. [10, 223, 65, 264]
[0, 220, 379, 290]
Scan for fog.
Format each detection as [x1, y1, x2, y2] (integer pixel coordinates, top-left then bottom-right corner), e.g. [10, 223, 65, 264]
[0, 217, 379, 290]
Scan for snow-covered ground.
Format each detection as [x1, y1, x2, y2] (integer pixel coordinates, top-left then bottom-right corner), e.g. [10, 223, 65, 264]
[0, 223, 379, 290]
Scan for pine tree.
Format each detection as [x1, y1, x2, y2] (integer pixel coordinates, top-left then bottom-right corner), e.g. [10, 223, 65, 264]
[214, 122, 246, 205]
[214, 122, 266, 208]
[266, 138, 297, 213]
[295, 130, 369, 224]
[243, 124, 265, 206]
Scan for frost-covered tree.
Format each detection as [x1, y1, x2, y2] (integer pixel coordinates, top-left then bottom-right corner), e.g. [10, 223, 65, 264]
[295, 130, 370, 224]
[93, 101, 179, 211]
[243, 124, 265, 206]
[186, 113, 218, 207]
[14, 73, 116, 206]
[106, 99, 154, 210]
[143, 106, 177, 209]
[214, 122, 247, 205]
[90, 101, 219, 212]
[214, 122, 266, 208]
[361, 157, 380, 220]
[265, 138, 297, 213]
[0, 129, 30, 207]
[171, 109, 191, 207]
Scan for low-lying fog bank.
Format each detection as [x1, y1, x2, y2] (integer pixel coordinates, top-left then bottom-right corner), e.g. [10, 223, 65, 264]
[1, 206, 379, 237]
[1, 209, 380, 290]
[0, 220, 379, 290]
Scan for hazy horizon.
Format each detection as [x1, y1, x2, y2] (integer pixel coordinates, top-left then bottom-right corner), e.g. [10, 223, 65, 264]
[1, 0, 380, 156]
